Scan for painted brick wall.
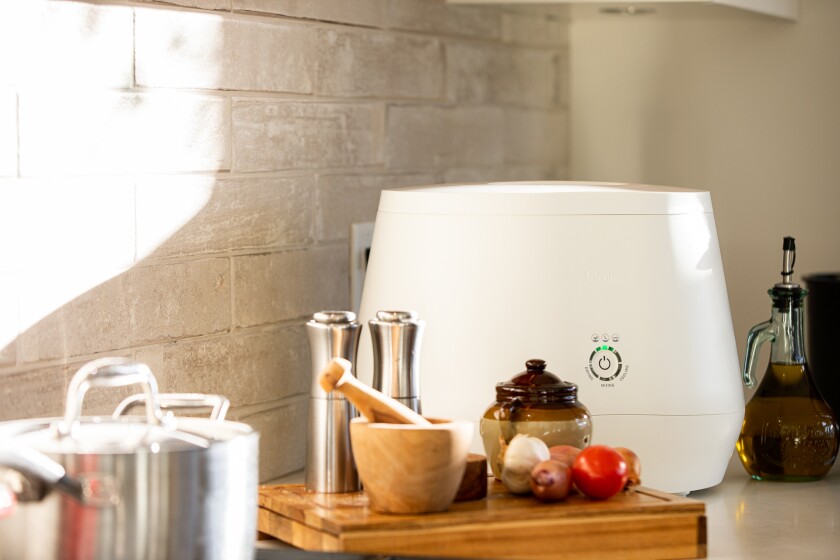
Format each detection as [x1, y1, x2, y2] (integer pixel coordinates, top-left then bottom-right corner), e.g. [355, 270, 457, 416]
[0, 0, 569, 481]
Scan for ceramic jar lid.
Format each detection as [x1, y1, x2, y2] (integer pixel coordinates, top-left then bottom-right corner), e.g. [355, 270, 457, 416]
[495, 359, 578, 404]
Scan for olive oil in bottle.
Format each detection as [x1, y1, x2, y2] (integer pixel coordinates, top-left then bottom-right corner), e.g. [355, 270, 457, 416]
[736, 237, 839, 481]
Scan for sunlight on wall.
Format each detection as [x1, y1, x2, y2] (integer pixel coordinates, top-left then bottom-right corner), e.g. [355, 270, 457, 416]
[0, 1, 222, 360]
[0, 0, 133, 88]
[0, 177, 215, 355]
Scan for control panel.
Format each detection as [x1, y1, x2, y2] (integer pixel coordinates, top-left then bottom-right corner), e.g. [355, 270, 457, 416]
[589, 345, 622, 381]
[586, 333, 629, 386]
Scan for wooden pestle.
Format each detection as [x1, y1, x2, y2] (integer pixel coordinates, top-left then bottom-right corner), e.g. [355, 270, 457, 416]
[319, 358, 431, 426]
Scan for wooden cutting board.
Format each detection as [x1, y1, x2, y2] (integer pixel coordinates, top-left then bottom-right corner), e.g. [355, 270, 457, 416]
[258, 479, 706, 559]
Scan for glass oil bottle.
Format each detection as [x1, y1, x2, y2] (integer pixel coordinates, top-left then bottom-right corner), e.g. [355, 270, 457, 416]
[736, 237, 839, 480]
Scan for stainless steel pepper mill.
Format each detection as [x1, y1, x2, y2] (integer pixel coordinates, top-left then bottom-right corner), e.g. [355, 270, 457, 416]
[305, 311, 362, 493]
[369, 310, 425, 413]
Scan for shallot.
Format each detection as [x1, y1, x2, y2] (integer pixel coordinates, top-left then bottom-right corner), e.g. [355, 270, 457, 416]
[530, 460, 572, 502]
[549, 445, 581, 467]
[614, 447, 642, 489]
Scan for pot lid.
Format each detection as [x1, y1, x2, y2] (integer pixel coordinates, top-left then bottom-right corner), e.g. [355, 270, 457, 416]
[495, 359, 578, 403]
[10, 418, 213, 455]
[2, 358, 252, 456]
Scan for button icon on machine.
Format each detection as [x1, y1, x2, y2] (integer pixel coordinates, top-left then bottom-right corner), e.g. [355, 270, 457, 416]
[598, 355, 612, 370]
[588, 345, 622, 381]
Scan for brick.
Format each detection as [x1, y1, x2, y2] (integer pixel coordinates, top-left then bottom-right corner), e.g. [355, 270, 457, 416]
[386, 0, 501, 39]
[20, 258, 231, 361]
[0, 365, 67, 421]
[17, 268, 128, 364]
[134, 326, 309, 407]
[126, 259, 231, 345]
[18, 273, 127, 363]
[135, 175, 215, 260]
[138, 10, 444, 98]
[136, 9, 314, 94]
[385, 105, 504, 169]
[0, 89, 16, 177]
[314, 173, 435, 242]
[314, 28, 444, 99]
[233, 0, 385, 28]
[504, 108, 567, 165]
[19, 91, 230, 176]
[446, 42, 556, 109]
[137, 175, 314, 259]
[0, 359, 139, 421]
[0, 1, 132, 88]
[502, 12, 570, 48]
[234, 246, 347, 328]
[16, 305, 66, 364]
[62, 275, 133, 357]
[231, 397, 308, 482]
[0, 343, 13, 367]
[232, 100, 382, 172]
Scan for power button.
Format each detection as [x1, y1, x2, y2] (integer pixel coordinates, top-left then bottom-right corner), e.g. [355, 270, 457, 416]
[597, 354, 612, 370]
[589, 346, 622, 381]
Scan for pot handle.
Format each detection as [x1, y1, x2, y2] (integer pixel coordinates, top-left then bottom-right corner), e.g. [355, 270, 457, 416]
[0, 445, 119, 508]
[0, 443, 84, 503]
[58, 358, 165, 437]
[112, 393, 231, 422]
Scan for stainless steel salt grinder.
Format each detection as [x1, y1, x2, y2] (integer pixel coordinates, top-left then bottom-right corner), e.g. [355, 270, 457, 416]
[305, 311, 362, 493]
[369, 310, 425, 414]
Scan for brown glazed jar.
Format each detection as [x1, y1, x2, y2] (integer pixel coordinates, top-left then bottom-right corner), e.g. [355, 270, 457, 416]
[480, 359, 592, 478]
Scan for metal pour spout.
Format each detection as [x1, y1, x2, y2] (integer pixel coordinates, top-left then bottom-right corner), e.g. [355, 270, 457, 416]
[776, 236, 798, 288]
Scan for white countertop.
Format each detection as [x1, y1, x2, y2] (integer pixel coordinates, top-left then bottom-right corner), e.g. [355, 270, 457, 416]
[258, 456, 840, 559]
[693, 455, 840, 559]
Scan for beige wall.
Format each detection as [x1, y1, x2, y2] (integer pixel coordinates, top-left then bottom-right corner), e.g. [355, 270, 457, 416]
[0, 0, 569, 481]
[570, 0, 840, 371]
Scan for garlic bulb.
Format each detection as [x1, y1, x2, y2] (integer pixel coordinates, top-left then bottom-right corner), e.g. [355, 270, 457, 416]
[501, 434, 550, 494]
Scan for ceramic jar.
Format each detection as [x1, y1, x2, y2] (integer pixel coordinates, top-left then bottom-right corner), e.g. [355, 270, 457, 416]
[480, 359, 592, 478]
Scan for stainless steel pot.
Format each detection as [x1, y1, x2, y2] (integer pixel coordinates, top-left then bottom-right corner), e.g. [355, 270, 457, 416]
[0, 358, 258, 560]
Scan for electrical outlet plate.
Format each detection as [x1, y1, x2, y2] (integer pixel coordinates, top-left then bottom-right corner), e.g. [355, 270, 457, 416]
[350, 222, 375, 313]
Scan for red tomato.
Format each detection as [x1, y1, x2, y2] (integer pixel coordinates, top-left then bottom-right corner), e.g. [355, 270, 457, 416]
[572, 445, 628, 500]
